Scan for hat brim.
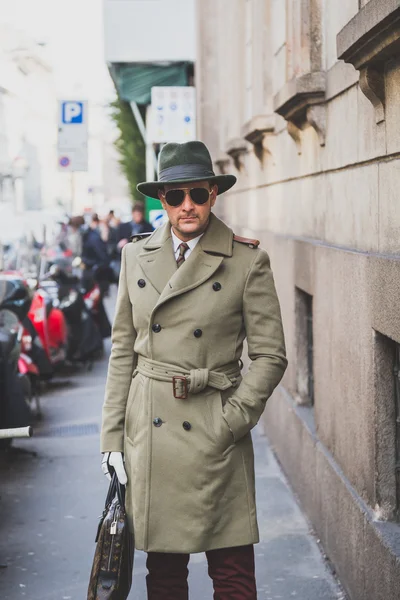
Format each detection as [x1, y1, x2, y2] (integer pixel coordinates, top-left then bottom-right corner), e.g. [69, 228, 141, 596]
[137, 174, 237, 200]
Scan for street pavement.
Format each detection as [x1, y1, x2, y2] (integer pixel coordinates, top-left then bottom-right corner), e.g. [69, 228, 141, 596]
[0, 295, 346, 600]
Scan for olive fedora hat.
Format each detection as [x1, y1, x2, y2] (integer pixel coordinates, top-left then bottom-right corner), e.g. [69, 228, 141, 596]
[137, 140, 236, 199]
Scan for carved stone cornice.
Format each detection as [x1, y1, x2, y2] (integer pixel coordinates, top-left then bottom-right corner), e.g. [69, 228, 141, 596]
[214, 152, 231, 175]
[273, 72, 326, 149]
[337, 0, 400, 123]
[241, 114, 275, 145]
[241, 114, 275, 162]
[225, 138, 249, 171]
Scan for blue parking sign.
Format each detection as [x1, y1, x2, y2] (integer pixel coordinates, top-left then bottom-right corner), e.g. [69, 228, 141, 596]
[62, 101, 84, 124]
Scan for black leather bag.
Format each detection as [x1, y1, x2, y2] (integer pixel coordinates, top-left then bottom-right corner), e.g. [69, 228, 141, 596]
[87, 473, 134, 600]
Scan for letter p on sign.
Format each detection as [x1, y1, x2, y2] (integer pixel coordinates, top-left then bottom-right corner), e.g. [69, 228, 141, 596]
[62, 101, 83, 124]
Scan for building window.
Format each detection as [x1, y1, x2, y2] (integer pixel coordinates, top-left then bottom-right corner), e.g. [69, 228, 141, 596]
[295, 287, 314, 405]
[394, 344, 400, 518]
[373, 331, 399, 521]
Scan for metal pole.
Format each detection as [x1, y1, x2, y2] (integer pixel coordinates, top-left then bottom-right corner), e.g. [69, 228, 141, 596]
[130, 101, 147, 143]
[70, 172, 75, 214]
[130, 101, 158, 175]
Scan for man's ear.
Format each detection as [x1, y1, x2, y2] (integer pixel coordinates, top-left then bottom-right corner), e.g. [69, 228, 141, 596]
[158, 189, 167, 210]
[210, 185, 218, 207]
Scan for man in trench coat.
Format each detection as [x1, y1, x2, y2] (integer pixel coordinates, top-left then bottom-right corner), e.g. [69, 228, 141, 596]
[101, 141, 287, 599]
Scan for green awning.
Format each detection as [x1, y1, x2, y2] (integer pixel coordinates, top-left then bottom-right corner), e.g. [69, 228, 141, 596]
[111, 62, 191, 105]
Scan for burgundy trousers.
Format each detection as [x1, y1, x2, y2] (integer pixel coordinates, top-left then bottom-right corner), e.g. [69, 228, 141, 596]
[146, 544, 257, 599]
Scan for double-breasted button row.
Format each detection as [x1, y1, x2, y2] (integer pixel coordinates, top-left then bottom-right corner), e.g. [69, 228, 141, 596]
[139, 279, 221, 291]
[153, 418, 192, 431]
[152, 325, 202, 336]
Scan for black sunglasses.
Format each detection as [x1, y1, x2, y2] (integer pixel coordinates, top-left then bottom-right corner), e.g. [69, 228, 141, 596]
[163, 187, 212, 207]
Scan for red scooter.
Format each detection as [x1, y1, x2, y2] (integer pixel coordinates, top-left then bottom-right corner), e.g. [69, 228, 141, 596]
[42, 263, 105, 365]
[1, 270, 67, 385]
[28, 284, 68, 370]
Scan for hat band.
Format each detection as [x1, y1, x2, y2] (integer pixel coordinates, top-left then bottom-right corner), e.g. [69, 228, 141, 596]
[159, 163, 215, 182]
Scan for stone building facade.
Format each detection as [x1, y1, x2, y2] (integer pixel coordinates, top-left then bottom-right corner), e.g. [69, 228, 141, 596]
[196, 1, 400, 598]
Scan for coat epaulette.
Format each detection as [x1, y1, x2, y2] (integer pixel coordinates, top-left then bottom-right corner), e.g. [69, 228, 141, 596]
[233, 234, 260, 249]
[130, 233, 153, 243]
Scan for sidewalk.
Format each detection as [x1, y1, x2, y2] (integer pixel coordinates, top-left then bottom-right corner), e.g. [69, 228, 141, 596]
[0, 295, 346, 599]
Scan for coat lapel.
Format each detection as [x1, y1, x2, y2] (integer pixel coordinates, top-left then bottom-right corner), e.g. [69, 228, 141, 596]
[137, 224, 177, 294]
[156, 245, 223, 307]
[154, 214, 234, 309]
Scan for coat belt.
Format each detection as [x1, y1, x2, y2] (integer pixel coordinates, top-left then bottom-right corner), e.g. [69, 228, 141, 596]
[136, 356, 241, 400]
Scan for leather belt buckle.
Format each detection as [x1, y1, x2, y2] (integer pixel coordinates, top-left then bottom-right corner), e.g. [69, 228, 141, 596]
[172, 376, 188, 399]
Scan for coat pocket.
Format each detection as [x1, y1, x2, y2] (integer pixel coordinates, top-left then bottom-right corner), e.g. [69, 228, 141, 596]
[125, 374, 144, 443]
[205, 388, 235, 456]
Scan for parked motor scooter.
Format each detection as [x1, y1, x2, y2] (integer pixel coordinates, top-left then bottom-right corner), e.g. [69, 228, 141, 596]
[1, 271, 55, 380]
[43, 264, 104, 367]
[0, 286, 33, 447]
[0, 274, 42, 416]
[30, 279, 68, 370]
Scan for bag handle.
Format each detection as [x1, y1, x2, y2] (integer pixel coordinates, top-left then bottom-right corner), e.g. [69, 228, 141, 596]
[115, 475, 126, 507]
[95, 473, 127, 543]
[105, 471, 126, 509]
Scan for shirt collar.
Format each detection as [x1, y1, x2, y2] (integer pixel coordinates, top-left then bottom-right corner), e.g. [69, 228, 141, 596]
[171, 228, 204, 253]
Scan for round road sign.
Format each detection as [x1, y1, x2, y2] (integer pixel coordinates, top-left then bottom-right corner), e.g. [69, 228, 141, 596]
[59, 156, 70, 167]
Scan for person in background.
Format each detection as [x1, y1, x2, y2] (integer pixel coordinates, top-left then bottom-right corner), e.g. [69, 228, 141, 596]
[99, 218, 110, 244]
[55, 217, 70, 249]
[67, 216, 84, 258]
[117, 202, 154, 250]
[81, 213, 109, 270]
[106, 209, 119, 227]
[105, 210, 119, 259]
[104, 210, 121, 283]
[81, 213, 113, 296]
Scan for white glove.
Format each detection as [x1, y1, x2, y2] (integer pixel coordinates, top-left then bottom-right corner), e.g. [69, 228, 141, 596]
[101, 452, 128, 485]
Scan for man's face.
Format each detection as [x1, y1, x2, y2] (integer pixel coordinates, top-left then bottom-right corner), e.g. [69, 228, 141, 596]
[158, 181, 217, 241]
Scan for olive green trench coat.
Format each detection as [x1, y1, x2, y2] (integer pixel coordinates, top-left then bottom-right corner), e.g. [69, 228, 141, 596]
[101, 214, 287, 554]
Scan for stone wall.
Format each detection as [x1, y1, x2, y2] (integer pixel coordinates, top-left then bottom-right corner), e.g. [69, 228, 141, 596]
[196, 1, 400, 598]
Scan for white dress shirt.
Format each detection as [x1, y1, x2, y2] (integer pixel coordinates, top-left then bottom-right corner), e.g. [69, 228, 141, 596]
[171, 229, 203, 262]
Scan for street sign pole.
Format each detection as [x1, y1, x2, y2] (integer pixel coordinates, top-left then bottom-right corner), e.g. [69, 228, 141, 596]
[145, 105, 157, 182]
[130, 101, 158, 179]
[70, 172, 75, 215]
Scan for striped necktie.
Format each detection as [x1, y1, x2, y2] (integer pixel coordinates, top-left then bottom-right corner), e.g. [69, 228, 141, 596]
[176, 242, 189, 268]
